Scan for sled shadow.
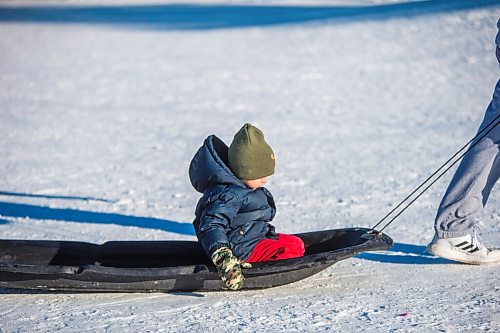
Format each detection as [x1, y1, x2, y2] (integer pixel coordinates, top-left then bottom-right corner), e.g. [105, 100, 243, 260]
[0, 0, 497, 30]
[0, 287, 205, 296]
[0, 201, 195, 236]
[356, 243, 454, 264]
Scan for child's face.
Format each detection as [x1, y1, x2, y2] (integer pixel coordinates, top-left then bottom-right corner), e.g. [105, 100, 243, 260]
[243, 177, 268, 190]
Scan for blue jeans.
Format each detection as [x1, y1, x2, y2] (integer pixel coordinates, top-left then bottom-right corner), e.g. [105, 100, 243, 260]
[435, 78, 500, 238]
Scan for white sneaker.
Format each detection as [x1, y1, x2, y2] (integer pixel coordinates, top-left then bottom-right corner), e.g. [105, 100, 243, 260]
[427, 230, 500, 265]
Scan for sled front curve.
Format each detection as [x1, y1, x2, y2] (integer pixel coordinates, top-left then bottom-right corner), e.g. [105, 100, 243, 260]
[0, 227, 392, 292]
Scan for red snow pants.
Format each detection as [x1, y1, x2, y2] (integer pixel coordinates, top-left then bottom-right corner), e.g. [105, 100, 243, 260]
[246, 233, 305, 263]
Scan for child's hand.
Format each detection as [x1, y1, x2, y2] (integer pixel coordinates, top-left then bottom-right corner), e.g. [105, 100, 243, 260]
[211, 247, 252, 290]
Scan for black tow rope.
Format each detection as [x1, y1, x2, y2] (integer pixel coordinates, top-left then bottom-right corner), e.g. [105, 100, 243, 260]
[369, 113, 500, 235]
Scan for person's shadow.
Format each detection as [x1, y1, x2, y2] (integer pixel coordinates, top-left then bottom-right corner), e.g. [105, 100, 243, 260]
[0, 191, 195, 236]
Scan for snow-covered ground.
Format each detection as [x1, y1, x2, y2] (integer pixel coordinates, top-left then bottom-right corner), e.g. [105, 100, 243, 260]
[1, 0, 499, 331]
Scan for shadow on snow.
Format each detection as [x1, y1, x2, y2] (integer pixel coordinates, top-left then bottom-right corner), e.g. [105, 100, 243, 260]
[0, 190, 116, 203]
[0, 0, 498, 30]
[356, 242, 455, 264]
[0, 201, 195, 236]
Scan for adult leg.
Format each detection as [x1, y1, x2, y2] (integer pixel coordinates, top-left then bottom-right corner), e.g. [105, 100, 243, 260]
[434, 79, 500, 238]
[428, 79, 500, 264]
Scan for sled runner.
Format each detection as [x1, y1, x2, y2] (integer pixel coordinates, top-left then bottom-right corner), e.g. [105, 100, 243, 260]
[0, 227, 392, 292]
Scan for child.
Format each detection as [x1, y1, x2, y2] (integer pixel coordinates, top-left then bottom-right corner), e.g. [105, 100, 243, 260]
[189, 123, 305, 290]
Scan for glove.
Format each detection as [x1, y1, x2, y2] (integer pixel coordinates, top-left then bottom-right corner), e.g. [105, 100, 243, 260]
[211, 247, 252, 290]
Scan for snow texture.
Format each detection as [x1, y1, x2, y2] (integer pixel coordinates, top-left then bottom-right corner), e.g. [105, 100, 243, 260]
[0, 0, 499, 332]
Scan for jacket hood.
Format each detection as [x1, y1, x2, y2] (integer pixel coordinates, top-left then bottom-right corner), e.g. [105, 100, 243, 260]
[189, 135, 245, 193]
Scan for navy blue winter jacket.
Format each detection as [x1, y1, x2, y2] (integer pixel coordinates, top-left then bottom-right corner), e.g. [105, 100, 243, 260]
[189, 135, 278, 260]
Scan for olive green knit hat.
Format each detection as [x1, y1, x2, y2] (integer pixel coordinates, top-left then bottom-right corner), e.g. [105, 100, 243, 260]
[228, 123, 275, 180]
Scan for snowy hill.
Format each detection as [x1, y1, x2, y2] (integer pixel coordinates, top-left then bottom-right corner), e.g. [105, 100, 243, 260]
[1, 0, 499, 331]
